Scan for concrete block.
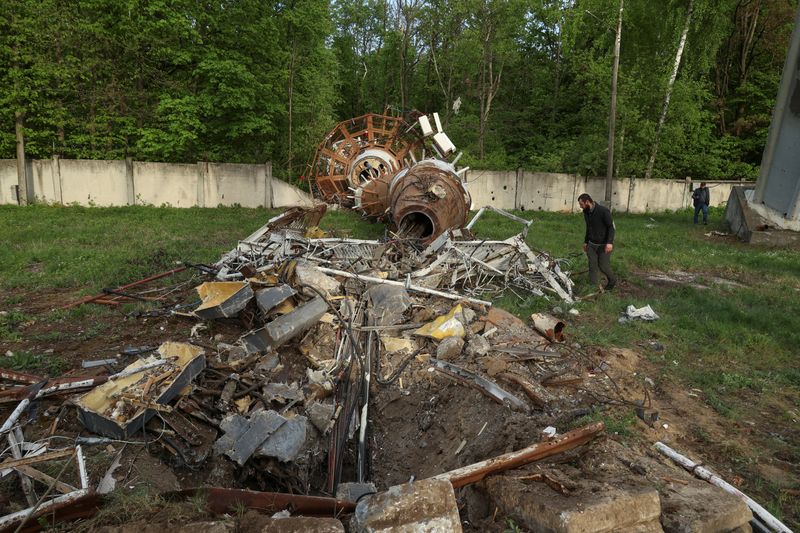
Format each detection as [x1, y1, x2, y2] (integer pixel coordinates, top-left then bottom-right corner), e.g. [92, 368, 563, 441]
[483, 475, 662, 533]
[351, 478, 462, 533]
[261, 517, 344, 532]
[659, 482, 753, 533]
[336, 482, 377, 502]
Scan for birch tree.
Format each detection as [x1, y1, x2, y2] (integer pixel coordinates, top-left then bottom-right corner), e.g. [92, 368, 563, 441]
[644, 0, 694, 180]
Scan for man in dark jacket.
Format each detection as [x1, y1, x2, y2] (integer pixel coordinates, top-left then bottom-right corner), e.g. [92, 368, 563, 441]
[578, 193, 617, 291]
[692, 182, 710, 225]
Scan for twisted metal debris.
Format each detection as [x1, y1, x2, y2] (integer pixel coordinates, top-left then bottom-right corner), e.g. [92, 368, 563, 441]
[214, 206, 573, 304]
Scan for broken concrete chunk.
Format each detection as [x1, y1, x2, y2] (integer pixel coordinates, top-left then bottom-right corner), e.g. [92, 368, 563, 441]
[380, 336, 415, 354]
[659, 482, 753, 533]
[351, 478, 462, 533]
[257, 415, 308, 462]
[256, 285, 296, 314]
[455, 306, 477, 325]
[306, 402, 335, 435]
[263, 382, 304, 404]
[483, 475, 662, 533]
[261, 517, 345, 533]
[436, 337, 464, 361]
[242, 296, 328, 353]
[194, 281, 254, 320]
[336, 482, 377, 503]
[465, 335, 490, 358]
[307, 368, 334, 399]
[295, 262, 341, 297]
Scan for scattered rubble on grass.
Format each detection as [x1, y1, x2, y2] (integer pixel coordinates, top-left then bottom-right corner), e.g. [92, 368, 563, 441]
[0, 211, 775, 528]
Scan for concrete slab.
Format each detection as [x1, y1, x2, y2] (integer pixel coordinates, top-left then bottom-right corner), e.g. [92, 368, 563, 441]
[726, 186, 800, 247]
[659, 482, 753, 533]
[483, 475, 662, 533]
[336, 482, 377, 502]
[351, 478, 462, 533]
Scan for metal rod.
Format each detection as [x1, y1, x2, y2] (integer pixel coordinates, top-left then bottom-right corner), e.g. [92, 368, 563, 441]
[316, 266, 492, 307]
[62, 266, 187, 309]
[655, 441, 792, 533]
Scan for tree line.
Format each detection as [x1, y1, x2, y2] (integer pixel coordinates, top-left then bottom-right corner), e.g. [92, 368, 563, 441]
[1, 0, 795, 181]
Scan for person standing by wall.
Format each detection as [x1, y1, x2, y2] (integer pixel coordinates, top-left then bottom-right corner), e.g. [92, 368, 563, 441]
[691, 182, 710, 225]
[578, 193, 617, 292]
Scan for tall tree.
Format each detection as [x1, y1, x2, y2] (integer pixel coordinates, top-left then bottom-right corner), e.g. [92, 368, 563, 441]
[644, 0, 695, 180]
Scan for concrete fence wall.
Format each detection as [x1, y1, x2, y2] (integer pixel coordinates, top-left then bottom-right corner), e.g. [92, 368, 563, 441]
[1, 157, 742, 213]
[0, 158, 313, 209]
[468, 169, 740, 214]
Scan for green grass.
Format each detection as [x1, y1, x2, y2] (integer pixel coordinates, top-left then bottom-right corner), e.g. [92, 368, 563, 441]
[0, 204, 387, 293]
[0, 310, 29, 340]
[4, 350, 66, 375]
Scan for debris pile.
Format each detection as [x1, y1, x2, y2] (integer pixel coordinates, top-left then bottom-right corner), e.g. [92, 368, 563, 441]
[214, 205, 574, 305]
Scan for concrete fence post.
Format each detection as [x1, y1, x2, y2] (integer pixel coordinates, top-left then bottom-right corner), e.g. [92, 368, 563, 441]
[53, 155, 64, 204]
[514, 167, 522, 210]
[125, 157, 135, 205]
[627, 177, 636, 213]
[265, 161, 273, 209]
[196, 161, 208, 208]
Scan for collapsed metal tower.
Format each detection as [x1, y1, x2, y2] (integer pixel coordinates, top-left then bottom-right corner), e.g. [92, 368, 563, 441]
[308, 111, 470, 242]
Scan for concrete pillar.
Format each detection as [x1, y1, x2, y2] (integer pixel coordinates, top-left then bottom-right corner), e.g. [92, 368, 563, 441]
[514, 167, 522, 210]
[53, 155, 64, 204]
[125, 157, 135, 205]
[15, 111, 28, 205]
[627, 177, 636, 213]
[196, 161, 208, 207]
[265, 161, 273, 209]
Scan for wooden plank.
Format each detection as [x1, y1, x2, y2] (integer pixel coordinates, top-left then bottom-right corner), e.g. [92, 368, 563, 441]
[0, 448, 74, 470]
[14, 465, 77, 494]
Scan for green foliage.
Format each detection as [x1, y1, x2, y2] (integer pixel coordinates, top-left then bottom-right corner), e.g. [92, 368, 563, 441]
[5, 350, 66, 375]
[0, 309, 28, 340]
[0, 0, 795, 178]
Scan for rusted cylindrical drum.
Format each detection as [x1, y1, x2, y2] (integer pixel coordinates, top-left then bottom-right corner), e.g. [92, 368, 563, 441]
[388, 159, 471, 242]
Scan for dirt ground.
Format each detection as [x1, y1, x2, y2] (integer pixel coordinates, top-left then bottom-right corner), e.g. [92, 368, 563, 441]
[0, 271, 797, 531]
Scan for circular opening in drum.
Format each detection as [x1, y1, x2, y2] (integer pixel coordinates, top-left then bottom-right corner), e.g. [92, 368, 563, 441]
[398, 212, 434, 239]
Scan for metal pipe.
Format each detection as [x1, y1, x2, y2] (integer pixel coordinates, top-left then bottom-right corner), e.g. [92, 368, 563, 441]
[655, 441, 792, 533]
[316, 266, 492, 307]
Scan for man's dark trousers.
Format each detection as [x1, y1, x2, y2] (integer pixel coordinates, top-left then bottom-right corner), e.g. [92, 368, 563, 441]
[693, 204, 708, 224]
[587, 243, 616, 288]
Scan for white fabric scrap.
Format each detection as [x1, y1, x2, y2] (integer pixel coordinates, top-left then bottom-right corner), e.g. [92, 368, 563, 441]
[620, 304, 660, 323]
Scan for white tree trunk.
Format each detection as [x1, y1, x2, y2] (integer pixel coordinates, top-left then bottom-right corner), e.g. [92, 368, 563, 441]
[644, 0, 694, 180]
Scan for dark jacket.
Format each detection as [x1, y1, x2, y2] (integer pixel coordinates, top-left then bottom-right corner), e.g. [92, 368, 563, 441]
[583, 203, 615, 245]
[692, 187, 710, 207]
